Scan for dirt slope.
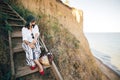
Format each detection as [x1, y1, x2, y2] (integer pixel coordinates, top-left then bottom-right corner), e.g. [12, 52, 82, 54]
[10, 0, 109, 80]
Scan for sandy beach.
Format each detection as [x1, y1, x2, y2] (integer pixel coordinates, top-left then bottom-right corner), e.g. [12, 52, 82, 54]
[95, 58, 120, 80]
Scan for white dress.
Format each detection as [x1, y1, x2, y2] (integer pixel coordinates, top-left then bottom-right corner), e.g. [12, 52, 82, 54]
[22, 25, 41, 66]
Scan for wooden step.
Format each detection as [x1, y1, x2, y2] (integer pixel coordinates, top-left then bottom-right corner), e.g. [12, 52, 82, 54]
[7, 18, 23, 21]
[1, 5, 12, 9]
[11, 25, 24, 31]
[0, 1, 7, 4]
[0, 5, 9, 9]
[16, 65, 50, 78]
[13, 43, 23, 53]
[10, 24, 24, 27]
[0, 2, 8, 6]
[2, 9, 16, 15]
[7, 21, 24, 26]
[1, 6, 13, 11]
[2, 12, 19, 18]
[12, 31, 22, 38]
[2, 11, 18, 17]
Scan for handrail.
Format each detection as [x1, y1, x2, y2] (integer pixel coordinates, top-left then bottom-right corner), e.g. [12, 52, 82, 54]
[6, 3, 26, 24]
[39, 37, 48, 52]
[39, 37, 63, 80]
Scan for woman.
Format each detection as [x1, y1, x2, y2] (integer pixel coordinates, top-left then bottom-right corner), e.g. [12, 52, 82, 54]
[22, 15, 44, 75]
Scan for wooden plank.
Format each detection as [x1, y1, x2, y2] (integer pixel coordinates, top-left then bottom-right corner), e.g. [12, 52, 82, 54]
[13, 43, 23, 53]
[16, 65, 50, 78]
[8, 30, 15, 76]
[7, 18, 23, 21]
[0, 1, 26, 23]
[12, 31, 22, 38]
[1, 6, 12, 11]
[2, 12, 19, 18]
[0, 3, 8, 6]
[1, 5, 11, 8]
[1, 9, 16, 15]
[51, 61, 63, 80]
[7, 3, 26, 23]
[2, 11, 16, 16]
[39, 37, 63, 80]
[8, 13, 19, 17]
[0, 1, 8, 5]
[10, 24, 24, 27]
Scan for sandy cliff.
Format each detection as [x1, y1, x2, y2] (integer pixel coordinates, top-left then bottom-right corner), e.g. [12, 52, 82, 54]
[10, 0, 109, 80]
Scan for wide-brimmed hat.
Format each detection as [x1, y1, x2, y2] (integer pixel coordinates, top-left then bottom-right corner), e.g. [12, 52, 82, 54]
[26, 15, 36, 23]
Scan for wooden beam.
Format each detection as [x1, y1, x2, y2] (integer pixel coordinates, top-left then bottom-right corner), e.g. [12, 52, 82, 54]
[40, 37, 63, 80]
[51, 61, 63, 80]
[16, 66, 50, 78]
[8, 30, 15, 78]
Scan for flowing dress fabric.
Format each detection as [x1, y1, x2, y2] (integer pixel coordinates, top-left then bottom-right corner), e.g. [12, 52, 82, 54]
[22, 41, 41, 66]
[22, 25, 41, 66]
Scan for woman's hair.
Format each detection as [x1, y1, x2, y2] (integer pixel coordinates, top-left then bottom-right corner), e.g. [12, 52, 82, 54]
[25, 15, 36, 29]
[25, 22, 30, 29]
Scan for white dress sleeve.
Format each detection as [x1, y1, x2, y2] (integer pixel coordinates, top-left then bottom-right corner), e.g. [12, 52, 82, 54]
[22, 27, 28, 41]
[34, 25, 40, 36]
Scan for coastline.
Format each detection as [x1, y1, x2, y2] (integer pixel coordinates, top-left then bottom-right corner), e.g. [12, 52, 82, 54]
[95, 58, 120, 80]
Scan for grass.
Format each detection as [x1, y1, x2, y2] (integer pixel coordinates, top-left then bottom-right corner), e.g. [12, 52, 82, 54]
[11, 4, 34, 21]
[0, 12, 12, 32]
[1, 1, 81, 79]
[6, 1, 107, 80]
[0, 38, 11, 80]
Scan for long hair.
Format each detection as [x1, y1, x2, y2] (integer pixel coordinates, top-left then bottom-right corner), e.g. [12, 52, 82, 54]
[25, 15, 36, 29]
[25, 22, 30, 29]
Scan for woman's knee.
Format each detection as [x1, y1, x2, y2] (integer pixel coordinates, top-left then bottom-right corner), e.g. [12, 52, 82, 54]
[34, 59, 40, 64]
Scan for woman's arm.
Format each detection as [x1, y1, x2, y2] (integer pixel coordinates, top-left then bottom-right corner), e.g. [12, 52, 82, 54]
[32, 25, 40, 44]
[23, 40, 30, 45]
[22, 27, 35, 48]
[24, 40, 35, 48]
[35, 33, 39, 41]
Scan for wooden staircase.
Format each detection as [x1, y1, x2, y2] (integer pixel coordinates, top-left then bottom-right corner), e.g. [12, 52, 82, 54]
[0, 1, 63, 80]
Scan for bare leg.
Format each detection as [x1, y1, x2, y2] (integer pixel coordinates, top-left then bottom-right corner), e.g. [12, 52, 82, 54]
[34, 59, 43, 72]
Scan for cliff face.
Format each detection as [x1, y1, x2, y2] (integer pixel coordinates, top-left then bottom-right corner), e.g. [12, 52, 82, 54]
[11, 0, 108, 80]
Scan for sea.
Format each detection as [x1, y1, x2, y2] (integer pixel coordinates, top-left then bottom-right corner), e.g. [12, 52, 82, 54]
[85, 33, 120, 76]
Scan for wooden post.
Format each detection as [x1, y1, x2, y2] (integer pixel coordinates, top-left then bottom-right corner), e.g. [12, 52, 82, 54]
[51, 61, 63, 80]
[8, 31, 15, 79]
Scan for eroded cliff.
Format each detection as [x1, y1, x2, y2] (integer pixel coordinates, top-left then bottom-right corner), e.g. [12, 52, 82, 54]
[10, 0, 109, 80]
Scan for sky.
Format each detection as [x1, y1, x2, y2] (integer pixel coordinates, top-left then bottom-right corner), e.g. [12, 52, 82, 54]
[61, 0, 120, 32]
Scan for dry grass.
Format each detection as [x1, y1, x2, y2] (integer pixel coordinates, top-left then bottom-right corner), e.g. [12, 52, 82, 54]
[37, 15, 108, 80]
[9, 0, 109, 79]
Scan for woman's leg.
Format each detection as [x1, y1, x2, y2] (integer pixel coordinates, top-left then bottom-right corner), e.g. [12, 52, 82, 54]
[34, 59, 43, 72]
[33, 42, 44, 75]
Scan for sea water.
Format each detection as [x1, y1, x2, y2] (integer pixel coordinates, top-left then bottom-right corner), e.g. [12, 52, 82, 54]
[85, 33, 120, 76]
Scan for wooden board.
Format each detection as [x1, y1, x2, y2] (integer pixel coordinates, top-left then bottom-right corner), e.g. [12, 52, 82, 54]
[12, 31, 22, 38]
[13, 43, 23, 53]
[16, 65, 50, 78]
[8, 18, 23, 21]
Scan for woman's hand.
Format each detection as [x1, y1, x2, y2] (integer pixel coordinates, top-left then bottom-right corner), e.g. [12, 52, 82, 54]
[28, 43, 35, 49]
[32, 33, 38, 44]
[32, 39, 37, 44]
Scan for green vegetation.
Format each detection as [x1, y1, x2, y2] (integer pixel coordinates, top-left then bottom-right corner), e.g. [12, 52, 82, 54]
[36, 15, 80, 68]
[0, 12, 11, 80]
[6, 1, 108, 80]
[11, 4, 34, 21]
[1, 1, 80, 79]
[0, 12, 12, 31]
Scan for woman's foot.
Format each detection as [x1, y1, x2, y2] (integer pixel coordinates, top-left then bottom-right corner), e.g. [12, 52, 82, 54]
[39, 70, 44, 75]
[30, 65, 37, 70]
